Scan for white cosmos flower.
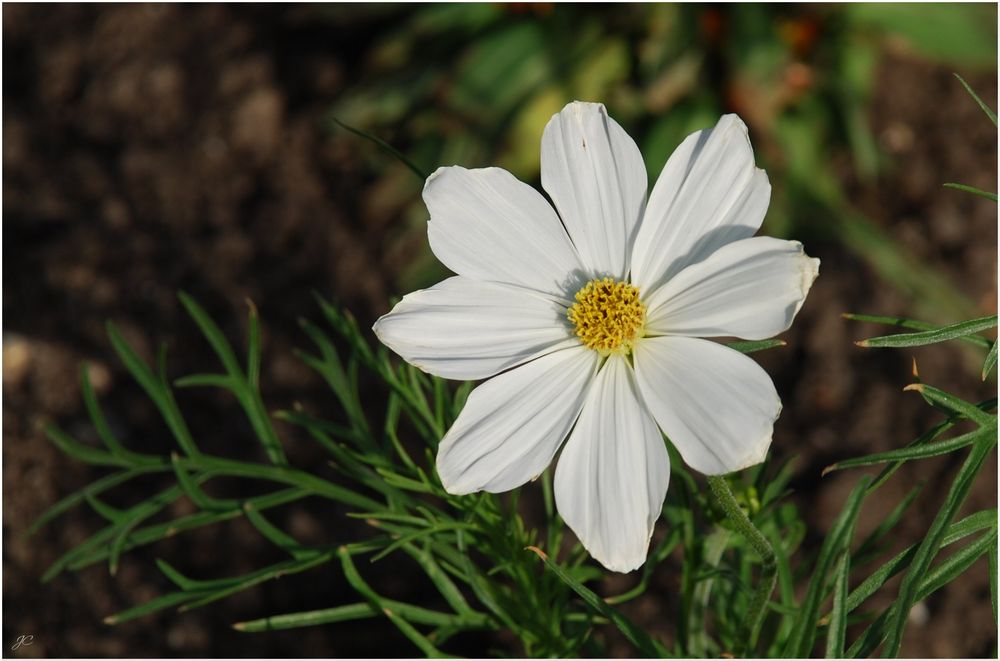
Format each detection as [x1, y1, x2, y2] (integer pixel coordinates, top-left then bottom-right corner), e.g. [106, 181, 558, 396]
[373, 101, 819, 573]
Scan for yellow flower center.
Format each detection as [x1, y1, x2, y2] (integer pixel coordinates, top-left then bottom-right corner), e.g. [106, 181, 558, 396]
[567, 278, 646, 354]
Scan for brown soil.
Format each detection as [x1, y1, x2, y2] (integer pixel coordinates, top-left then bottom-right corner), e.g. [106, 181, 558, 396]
[3, 5, 996, 658]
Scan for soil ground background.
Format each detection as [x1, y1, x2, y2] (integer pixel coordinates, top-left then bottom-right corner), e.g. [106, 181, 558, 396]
[3, 5, 997, 658]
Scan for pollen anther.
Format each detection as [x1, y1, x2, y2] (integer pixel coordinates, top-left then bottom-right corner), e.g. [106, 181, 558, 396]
[567, 278, 646, 354]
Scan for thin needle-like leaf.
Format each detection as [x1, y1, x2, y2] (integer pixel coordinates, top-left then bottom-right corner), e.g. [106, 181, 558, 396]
[174, 373, 233, 389]
[44, 423, 129, 467]
[990, 537, 998, 623]
[402, 542, 479, 619]
[106, 321, 201, 458]
[233, 602, 379, 631]
[184, 455, 381, 510]
[179, 552, 335, 612]
[177, 292, 245, 376]
[843, 312, 992, 349]
[178, 292, 288, 466]
[864, 398, 996, 493]
[825, 551, 851, 658]
[881, 437, 995, 656]
[156, 558, 242, 591]
[27, 467, 168, 536]
[848, 526, 997, 657]
[371, 522, 477, 562]
[170, 455, 239, 512]
[339, 547, 449, 657]
[332, 117, 428, 182]
[104, 591, 207, 625]
[855, 314, 997, 348]
[839, 509, 996, 617]
[107, 552, 337, 625]
[83, 492, 126, 523]
[904, 384, 997, 427]
[68, 488, 310, 571]
[954, 73, 997, 126]
[917, 526, 997, 598]
[823, 426, 993, 475]
[525, 546, 667, 657]
[79, 364, 161, 465]
[241, 503, 312, 559]
[233, 597, 489, 633]
[246, 298, 262, 390]
[983, 341, 998, 381]
[784, 476, 871, 657]
[852, 484, 923, 565]
[943, 182, 998, 202]
[727, 338, 786, 354]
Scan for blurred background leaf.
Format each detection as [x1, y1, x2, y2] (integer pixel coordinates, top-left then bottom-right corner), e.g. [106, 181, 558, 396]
[325, 3, 996, 324]
[846, 3, 997, 68]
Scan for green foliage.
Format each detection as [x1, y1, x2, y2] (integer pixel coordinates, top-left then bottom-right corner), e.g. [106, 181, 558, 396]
[783, 476, 871, 658]
[953, 73, 998, 126]
[35, 285, 996, 656]
[854, 315, 997, 348]
[842, 312, 993, 350]
[333, 117, 428, 183]
[35, 294, 764, 655]
[328, 5, 995, 323]
[839, 165, 997, 653]
[846, 4, 997, 68]
[525, 547, 668, 657]
[41, 288, 981, 656]
[943, 182, 998, 202]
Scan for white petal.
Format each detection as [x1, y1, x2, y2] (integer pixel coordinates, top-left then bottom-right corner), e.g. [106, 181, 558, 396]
[554, 354, 670, 573]
[437, 346, 599, 495]
[644, 237, 820, 340]
[633, 336, 780, 475]
[541, 101, 647, 280]
[631, 115, 770, 293]
[373, 276, 577, 381]
[425, 166, 585, 301]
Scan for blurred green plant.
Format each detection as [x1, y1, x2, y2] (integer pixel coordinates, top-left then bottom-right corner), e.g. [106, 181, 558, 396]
[328, 4, 995, 321]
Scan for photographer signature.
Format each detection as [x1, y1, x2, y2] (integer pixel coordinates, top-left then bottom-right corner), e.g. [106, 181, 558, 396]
[11, 635, 34, 652]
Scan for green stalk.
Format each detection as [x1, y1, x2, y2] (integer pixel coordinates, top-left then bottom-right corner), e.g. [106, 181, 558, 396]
[707, 475, 777, 655]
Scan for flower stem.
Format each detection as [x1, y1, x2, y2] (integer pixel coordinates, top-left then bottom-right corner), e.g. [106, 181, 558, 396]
[706, 475, 777, 655]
